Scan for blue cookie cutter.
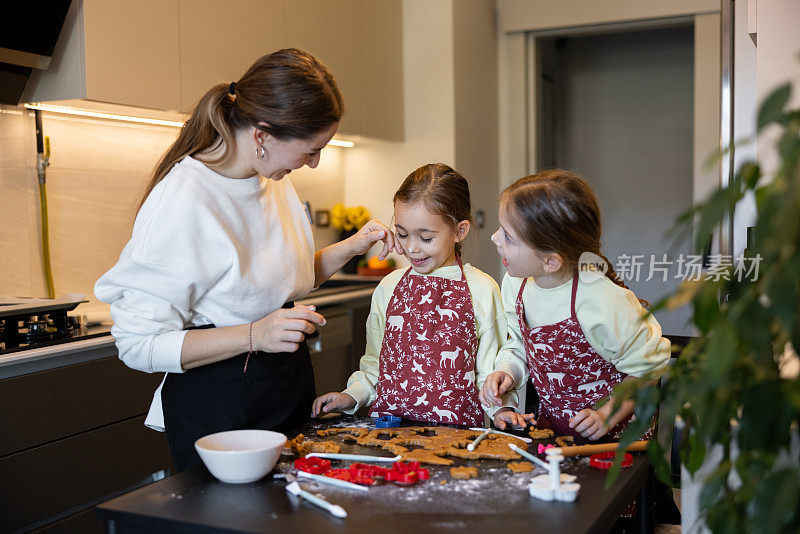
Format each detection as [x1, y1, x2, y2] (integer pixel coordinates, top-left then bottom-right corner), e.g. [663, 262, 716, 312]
[375, 415, 402, 428]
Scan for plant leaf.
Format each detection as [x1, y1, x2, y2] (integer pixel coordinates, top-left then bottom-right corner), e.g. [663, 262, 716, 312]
[757, 83, 791, 130]
[751, 467, 800, 534]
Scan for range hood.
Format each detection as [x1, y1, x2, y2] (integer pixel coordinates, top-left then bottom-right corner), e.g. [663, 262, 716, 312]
[0, 1, 72, 105]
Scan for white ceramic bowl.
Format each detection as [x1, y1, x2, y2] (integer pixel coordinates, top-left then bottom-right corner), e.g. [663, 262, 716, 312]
[195, 429, 287, 483]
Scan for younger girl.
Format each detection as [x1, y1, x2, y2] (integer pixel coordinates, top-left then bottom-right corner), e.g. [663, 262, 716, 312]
[482, 170, 670, 442]
[312, 164, 524, 425]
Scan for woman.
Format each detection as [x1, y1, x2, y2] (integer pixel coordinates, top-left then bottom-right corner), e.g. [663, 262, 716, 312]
[95, 49, 398, 471]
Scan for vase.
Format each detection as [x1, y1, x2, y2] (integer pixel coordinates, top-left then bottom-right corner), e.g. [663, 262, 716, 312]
[339, 229, 364, 274]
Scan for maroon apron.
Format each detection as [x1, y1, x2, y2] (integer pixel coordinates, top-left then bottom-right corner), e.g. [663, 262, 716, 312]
[515, 271, 641, 443]
[370, 257, 483, 426]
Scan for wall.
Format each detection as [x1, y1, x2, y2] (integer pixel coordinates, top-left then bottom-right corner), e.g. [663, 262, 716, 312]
[453, 0, 502, 279]
[546, 27, 695, 336]
[0, 106, 345, 318]
[756, 0, 800, 177]
[342, 0, 503, 281]
[342, 0, 456, 264]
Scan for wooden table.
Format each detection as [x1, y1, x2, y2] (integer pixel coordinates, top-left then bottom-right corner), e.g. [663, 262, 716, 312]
[96, 416, 652, 534]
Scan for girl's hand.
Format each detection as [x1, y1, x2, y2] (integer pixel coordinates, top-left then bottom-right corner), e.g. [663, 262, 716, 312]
[347, 219, 404, 259]
[311, 392, 357, 417]
[252, 305, 325, 353]
[479, 371, 515, 407]
[492, 408, 536, 430]
[569, 409, 609, 441]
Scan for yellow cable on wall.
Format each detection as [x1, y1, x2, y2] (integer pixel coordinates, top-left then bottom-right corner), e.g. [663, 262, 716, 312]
[39, 179, 55, 299]
[34, 118, 55, 299]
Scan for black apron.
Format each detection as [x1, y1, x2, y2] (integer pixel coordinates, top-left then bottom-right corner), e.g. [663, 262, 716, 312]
[161, 306, 316, 472]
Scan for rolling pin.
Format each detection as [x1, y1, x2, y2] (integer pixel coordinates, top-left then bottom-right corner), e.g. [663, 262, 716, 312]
[553, 440, 649, 457]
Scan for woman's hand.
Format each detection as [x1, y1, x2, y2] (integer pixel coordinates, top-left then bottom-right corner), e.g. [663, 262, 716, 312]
[251, 305, 325, 353]
[479, 371, 515, 407]
[311, 392, 357, 417]
[492, 408, 536, 430]
[569, 408, 609, 441]
[347, 219, 404, 259]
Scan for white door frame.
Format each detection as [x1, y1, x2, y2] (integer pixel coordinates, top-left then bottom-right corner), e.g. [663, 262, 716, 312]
[498, 2, 724, 253]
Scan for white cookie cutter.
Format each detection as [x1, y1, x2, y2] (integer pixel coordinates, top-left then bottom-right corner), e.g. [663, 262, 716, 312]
[508, 443, 581, 502]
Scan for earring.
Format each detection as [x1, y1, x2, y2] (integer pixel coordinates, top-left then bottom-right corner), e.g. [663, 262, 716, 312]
[256, 146, 266, 159]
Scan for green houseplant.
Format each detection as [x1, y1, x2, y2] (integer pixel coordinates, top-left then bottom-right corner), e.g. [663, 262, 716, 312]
[612, 83, 800, 533]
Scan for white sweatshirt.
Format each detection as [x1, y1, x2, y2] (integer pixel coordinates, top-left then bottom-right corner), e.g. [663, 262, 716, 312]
[94, 156, 315, 431]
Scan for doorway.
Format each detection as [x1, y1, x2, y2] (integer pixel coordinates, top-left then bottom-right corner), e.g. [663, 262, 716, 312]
[536, 26, 695, 336]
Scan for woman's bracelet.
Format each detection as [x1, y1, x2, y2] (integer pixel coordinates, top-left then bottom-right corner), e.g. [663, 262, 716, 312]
[243, 322, 254, 373]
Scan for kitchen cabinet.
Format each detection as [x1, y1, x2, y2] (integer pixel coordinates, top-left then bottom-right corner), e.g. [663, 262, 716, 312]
[23, 0, 182, 110]
[24, 0, 403, 141]
[0, 355, 170, 533]
[179, 0, 403, 140]
[308, 305, 353, 394]
[308, 296, 371, 395]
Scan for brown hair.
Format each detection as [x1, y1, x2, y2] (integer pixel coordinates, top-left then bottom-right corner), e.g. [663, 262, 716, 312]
[393, 163, 473, 257]
[501, 169, 636, 296]
[138, 48, 344, 211]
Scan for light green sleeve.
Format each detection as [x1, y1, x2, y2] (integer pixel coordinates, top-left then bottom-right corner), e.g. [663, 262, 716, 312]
[478, 274, 531, 416]
[341, 272, 400, 413]
[469, 271, 517, 418]
[579, 280, 671, 378]
[495, 274, 530, 387]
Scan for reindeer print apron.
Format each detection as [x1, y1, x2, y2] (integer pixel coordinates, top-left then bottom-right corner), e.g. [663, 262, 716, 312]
[370, 257, 483, 426]
[515, 272, 640, 443]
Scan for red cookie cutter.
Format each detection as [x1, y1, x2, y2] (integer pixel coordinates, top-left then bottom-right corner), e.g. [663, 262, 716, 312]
[385, 461, 430, 484]
[322, 461, 430, 486]
[325, 468, 376, 486]
[589, 451, 633, 470]
[293, 456, 331, 475]
[350, 463, 390, 479]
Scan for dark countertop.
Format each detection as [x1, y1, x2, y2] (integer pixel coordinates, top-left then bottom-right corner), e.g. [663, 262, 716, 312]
[96, 416, 650, 534]
[299, 276, 380, 308]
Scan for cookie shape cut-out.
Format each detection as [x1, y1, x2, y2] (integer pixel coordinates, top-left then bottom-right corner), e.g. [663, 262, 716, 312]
[317, 427, 369, 440]
[555, 435, 575, 448]
[287, 433, 342, 457]
[313, 426, 528, 464]
[449, 466, 479, 479]
[402, 448, 454, 466]
[507, 461, 534, 473]
[529, 427, 555, 439]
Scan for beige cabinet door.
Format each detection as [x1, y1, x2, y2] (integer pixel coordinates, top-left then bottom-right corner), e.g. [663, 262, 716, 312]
[83, 0, 182, 110]
[179, 0, 288, 111]
[179, 0, 402, 141]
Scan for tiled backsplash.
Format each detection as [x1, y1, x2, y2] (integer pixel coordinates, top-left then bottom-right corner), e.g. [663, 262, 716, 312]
[0, 106, 344, 311]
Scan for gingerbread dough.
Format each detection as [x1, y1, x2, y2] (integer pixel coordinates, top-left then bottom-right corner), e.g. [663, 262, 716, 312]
[286, 433, 341, 457]
[316, 427, 369, 440]
[555, 435, 575, 448]
[350, 426, 527, 464]
[529, 427, 555, 439]
[450, 466, 479, 479]
[507, 461, 534, 473]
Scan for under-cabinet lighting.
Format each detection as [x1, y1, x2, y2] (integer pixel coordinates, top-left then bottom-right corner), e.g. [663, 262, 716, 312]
[22, 103, 356, 147]
[327, 139, 354, 148]
[23, 103, 186, 127]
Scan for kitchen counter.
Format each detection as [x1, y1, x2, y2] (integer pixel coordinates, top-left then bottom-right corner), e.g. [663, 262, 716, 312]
[96, 415, 651, 534]
[0, 280, 378, 380]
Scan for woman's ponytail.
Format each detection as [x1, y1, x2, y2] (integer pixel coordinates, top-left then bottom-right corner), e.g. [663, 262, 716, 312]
[138, 84, 235, 211]
[136, 48, 343, 214]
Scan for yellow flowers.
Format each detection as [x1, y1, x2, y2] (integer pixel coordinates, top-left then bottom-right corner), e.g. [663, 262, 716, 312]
[331, 203, 370, 232]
